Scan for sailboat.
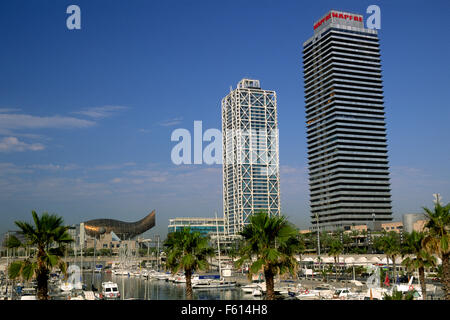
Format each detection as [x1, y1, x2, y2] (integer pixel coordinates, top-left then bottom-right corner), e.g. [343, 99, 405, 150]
[192, 213, 236, 290]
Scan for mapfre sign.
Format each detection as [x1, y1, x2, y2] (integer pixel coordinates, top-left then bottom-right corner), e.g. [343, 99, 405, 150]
[314, 11, 363, 30]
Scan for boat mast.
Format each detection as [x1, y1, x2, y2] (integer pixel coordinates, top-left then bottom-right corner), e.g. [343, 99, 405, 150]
[80, 223, 84, 284]
[156, 235, 160, 271]
[6, 231, 9, 298]
[215, 212, 221, 277]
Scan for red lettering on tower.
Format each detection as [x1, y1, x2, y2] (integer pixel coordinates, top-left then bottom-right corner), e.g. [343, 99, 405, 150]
[314, 11, 363, 29]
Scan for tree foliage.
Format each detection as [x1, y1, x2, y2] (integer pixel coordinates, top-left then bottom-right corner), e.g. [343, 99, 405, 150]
[236, 211, 299, 300]
[164, 228, 214, 299]
[8, 211, 73, 300]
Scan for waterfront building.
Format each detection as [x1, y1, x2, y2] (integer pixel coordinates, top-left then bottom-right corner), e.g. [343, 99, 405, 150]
[222, 79, 281, 235]
[304, 220, 403, 234]
[303, 10, 393, 232]
[381, 221, 403, 233]
[85, 232, 139, 255]
[167, 217, 225, 236]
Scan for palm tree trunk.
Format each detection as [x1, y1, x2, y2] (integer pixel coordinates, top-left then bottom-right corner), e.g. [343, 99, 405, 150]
[185, 269, 193, 300]
[418, 267, 426, 300]
[334, 257, 338, 281]
[299, 254, 302, 274]
[392, 256, 397, 283]
[442, 252, 450, 300]
[36, 268, 49, 300]
[264, 268, 275, 300]
[37, 247, 49, 300]
[385, 255, 389, 287]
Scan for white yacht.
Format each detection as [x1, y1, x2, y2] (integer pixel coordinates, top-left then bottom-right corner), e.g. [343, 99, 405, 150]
[241, 283, 265, 294]
[275, 281, 297, 296]
[252, 288, 263, 296]
[192, 278, 236, 290]
[59, 281, 73, 292]
[112, 269, 129, 276]
[100, 281, 120, 300]
[154, 272, 171, 281]
[130, 271, 142, 277]
[291, 285, 319, 300]
[309, 284, 335, 299]
[174, 274, 187, 283]
[332, 288, 362, 300]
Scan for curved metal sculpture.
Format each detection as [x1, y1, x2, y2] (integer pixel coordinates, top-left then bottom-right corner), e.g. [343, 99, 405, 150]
[84, 210, 155, 239]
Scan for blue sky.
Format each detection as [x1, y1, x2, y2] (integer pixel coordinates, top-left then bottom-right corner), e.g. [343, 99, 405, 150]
[0, 0, 449, 238]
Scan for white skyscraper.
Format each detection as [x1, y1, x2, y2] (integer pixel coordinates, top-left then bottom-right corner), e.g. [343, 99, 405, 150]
[222, 79, 281, 236]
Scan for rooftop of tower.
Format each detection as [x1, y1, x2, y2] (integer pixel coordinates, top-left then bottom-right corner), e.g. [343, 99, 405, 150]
[313, 10, 364, 32]
[237, 79, 260, 89]
[303, 9, 377, 47]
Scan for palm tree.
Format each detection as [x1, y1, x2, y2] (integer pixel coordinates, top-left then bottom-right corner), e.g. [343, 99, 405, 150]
[8, 211, 73, 300]
[164, 228, 214, 300]
[235, 211, 299, 300]
[296, 235, 306, 271]
[341, 232, 353, 254]
[375, 232, 401, 281]
[422, 199, 450, 300]
[328, 238, 344, 280]
[320, 266, 332, 283]
[319, 231, 333, 253]
[401, 231, 436, 300]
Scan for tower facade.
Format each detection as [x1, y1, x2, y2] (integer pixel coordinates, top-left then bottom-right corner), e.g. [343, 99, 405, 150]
[303, 11, 393, 231]
[222, 79, 281, 236]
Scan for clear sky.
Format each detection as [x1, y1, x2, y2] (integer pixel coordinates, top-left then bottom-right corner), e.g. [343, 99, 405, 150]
[0, 0, 449, 239]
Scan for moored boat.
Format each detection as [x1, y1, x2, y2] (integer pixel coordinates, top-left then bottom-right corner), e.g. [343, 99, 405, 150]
[241, 283, 265, 294]
[192, 278, 236, 290]
[100, 281, 120, 300]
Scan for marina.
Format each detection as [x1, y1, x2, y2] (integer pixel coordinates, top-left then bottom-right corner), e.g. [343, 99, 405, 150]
[0, 0, 449, 308]
[0, 262, 445, 300]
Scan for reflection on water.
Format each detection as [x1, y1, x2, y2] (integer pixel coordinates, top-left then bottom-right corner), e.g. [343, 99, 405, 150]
[81, 272, 262, 300]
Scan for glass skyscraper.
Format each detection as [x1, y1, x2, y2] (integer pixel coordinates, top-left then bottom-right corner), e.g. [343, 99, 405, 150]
[303, 11, 393, 231]
[222, 79, 281, 236]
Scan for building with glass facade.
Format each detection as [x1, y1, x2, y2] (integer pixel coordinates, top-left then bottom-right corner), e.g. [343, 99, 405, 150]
[303, 11, 393, 231]
[167, 217, 225, 237]
[222, 79, 281, 235]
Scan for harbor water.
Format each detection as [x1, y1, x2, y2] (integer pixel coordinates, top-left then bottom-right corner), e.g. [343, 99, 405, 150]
[81, 272, 263, 300]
